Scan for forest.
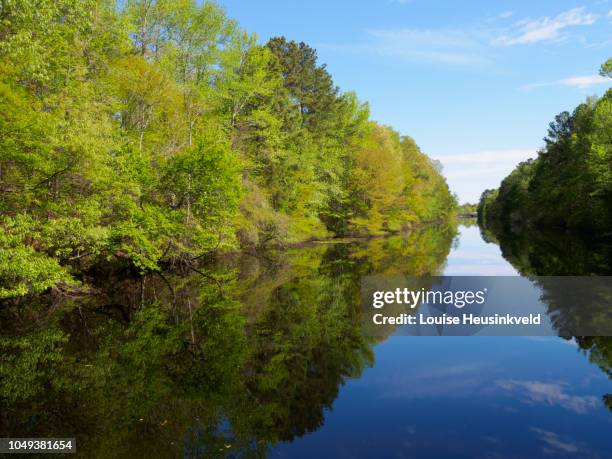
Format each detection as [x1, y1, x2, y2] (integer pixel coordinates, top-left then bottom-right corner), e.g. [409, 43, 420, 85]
[478, 58, 612, 235]
[0, 0, 456, 301]
[457, 202, 477, 216]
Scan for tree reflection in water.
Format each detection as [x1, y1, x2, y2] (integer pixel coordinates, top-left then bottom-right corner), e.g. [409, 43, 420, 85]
[0, 224, 456, 457]
[480, 221, 612, 413]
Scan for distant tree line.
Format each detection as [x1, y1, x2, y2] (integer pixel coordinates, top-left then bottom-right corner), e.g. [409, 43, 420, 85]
[457, 203, 477, 216]
[478, 59, 612, 236]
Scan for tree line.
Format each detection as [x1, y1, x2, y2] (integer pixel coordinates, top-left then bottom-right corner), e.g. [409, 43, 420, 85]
[457, 202, 477, 216]
[478, 59, 612, 235]
[0, 0, 456, 300]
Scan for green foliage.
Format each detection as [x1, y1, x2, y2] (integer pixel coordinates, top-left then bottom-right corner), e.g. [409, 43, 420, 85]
[0, 327, 69, 401]
[478, 68, 612, 236]
[457, 202, 477, 215]
[600, 58, 612, 79]
[0, 216, 73, 298]
[0, 0, 455, 299]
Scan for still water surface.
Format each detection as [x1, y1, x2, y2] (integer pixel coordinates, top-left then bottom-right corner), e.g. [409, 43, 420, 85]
[1, 223, 610, 458]
[273, 225, 612, 458]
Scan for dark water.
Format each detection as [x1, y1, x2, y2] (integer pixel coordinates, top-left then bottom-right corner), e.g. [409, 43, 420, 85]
[1, 223, 611, 458]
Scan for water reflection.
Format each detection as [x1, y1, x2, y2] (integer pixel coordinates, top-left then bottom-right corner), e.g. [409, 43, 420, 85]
[0, 225, 456, 457]
[1, 222, 610, 458]
[273, 336, 611, 458]
[479, 221, 612, 276]
[496, 379, 600, 414]
[479, 222, 612, 420]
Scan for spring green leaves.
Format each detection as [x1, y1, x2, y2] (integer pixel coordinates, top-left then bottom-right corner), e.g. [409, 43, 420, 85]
[0, 0, 455, 299]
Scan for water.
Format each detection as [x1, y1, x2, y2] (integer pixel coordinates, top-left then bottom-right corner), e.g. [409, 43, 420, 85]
[443, 224, 519, 276]
[273, 225, 612, 458]
[1, 223, 611, 458]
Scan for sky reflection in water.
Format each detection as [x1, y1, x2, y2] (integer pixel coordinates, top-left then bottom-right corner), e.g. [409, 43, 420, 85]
[272, 225, 612, 459]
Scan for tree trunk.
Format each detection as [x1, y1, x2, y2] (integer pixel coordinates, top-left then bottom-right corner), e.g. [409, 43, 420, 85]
[186, 174, 192, 226]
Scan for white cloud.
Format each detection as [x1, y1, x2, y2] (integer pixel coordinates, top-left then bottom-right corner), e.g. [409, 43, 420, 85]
[559, 74, 609, 88]
[434, 149, 537, 203]
[497, 379, 599, 414]
[523, 74, 610, 90]
[530, 428, 580, 454]
[493, 7, 598, 46]
[322, 7, 602, 68]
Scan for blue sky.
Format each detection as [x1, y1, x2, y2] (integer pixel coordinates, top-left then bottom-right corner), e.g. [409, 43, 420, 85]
[220, 0, 612, 202]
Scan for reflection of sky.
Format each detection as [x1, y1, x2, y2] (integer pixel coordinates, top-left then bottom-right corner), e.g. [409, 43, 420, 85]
[497, 379, 599, 414]
[272, 225, 612, 458]
[273, 337, 612, 458]
[443, 225, 519, 276]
